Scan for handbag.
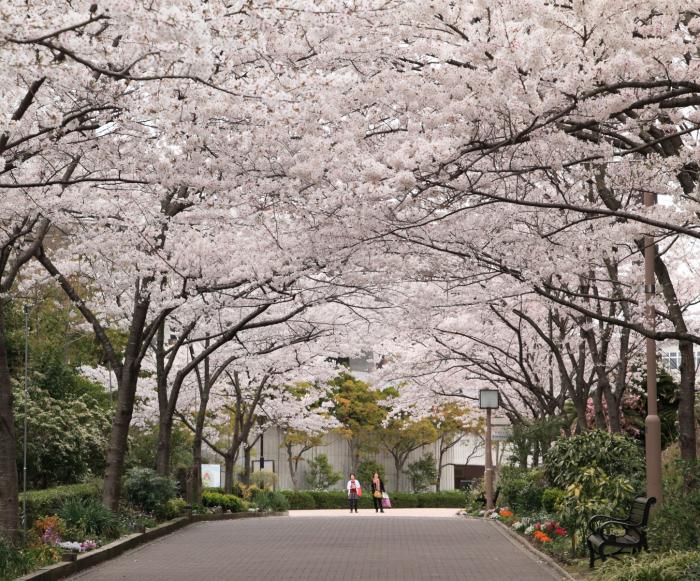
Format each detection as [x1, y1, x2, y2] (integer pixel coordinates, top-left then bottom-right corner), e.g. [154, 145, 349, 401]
[373, 490, 382, 498]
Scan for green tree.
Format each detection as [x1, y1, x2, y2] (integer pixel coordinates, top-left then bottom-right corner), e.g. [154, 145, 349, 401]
[126, 421, 193, 473]
[406, 453, 438, 492]
[430, 403, 483, 490]
[14, 387, 111, 488]
[380, 416, 437, 491]
[328, 373, 386, 470]
[304, 454, 342, 490]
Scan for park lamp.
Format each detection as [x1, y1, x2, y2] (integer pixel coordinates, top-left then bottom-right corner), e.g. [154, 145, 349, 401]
[479, 388, 500, 410]
[479, 388, 499, 512]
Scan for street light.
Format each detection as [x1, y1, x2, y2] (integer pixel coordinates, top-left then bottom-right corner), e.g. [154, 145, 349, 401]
[479, 388, 500, 511]
[22, 305, 30, 539]
[643, 190, 662, 504]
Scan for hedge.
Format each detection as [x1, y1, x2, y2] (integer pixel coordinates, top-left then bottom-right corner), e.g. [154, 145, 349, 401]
[280, 490, 466, 510]
[201, 491, 247, 512]
[20, 481, 102, 524]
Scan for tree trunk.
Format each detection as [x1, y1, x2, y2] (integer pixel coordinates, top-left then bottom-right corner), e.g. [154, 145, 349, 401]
[287, 444, 299, 491]
[393, 456, 403, 492]
[436, 445, 445, 492]
[102, 299, 150, 512]
[155, 418, 173, 476]
[224, 455, 235, 494]
[242, 446, 252, 485]
[603, 386, 621, 433]
[102, 366, 140, 512]
[0, 305, 19, 540]
[678, 341, 697, 464]
[191, 434, 203, 504]
[592, 386, 607, 430]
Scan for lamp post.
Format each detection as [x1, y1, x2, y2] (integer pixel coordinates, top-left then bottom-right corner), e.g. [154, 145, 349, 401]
[22, 305, 29, 539]
[644, 190, 662, 504]
[479, 388, 500, 511]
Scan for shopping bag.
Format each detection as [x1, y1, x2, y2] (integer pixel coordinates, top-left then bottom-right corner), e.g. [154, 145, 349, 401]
[357, 486, 362, 497]
[381, 492, 391, 508]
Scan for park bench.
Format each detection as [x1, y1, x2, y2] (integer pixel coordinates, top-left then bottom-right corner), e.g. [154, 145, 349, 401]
[586, 496, 656, 568]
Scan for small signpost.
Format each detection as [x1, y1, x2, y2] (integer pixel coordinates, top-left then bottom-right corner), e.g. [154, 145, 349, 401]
[201, 464, 221, 488]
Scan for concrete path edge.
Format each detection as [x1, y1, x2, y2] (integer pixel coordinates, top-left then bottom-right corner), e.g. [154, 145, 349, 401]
[15, 511, 288, 581]
[489, 519, 576, 580]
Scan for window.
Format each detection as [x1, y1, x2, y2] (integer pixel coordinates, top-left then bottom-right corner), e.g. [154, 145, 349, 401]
[661, 351, 680, 370]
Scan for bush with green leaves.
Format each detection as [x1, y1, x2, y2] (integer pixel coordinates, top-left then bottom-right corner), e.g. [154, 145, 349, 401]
[558, 466, 635, 554]
[541, 488, 565, 513]
[406, 454, 438, 493]
[543, 430, 644, 491]
[201, 491, 247, 512]
[304, 454, 342, 490]
[279, 491, 316, 510]
[499, 466, 546, 513]
[648, 460, 700, 552]
[0, 537, 58, 580]
[356, 459, 384, 490]
[58, 497, 121, 539]
[594, 550, 700, 581]
[251, 490, 289, 512]
[14, 388, 111, 489]
[249, 470, 278, 490]
[122, 468, 177, 517]
[20, 481, 102, 524]
[415, 492, 465, 508]
[543, 431, 643, 555]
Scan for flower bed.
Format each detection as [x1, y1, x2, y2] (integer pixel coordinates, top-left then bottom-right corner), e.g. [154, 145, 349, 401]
[488, 507, 575, 563]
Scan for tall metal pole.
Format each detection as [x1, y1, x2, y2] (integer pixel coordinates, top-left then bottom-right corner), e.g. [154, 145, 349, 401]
[485, 408, 494, 510]
[22, 305, 29, 539]
[644, 190, 662, 503]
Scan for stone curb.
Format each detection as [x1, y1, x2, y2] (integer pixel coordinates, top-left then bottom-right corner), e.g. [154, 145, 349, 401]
[16, 511, 288, 581]
[489, 519, 577, 581]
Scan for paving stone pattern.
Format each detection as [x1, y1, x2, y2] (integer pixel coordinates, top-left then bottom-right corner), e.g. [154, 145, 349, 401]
[69, 515, 565, 581]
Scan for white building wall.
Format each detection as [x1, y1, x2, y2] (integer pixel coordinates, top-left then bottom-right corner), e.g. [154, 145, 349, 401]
[252, 427, 490, 492]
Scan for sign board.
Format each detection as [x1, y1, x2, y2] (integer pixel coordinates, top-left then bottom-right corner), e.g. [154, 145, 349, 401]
[201, 464, 221, 488]
[492, 426, 512, 442]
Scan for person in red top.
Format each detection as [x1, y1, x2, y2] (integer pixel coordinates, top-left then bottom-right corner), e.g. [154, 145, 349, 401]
[346, 473, 361, 513]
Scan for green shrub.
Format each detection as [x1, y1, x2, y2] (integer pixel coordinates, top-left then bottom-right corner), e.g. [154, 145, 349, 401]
[406, 454, 438, 493]
[386, 492, 418, 508]
[0, 537, 58, 580]
[356, 459, 384, 491]
[162, 498, 188, 520]
[20, 481, 102, 524]
[544, 430, 644, 490]
[304, 454, 343, 490]
[541, 488, 566, 513]
[499, 466, 545, 513]
[201, 491, 247, 512]
[249, 470, 278, 490]
[593, 550, 700, 581]
[288, 490, 467, 509]
[251, 490, 289, 512]
[648, 460, 700, 552]
[58, 497, 121, 539]
[122, 468, 177, 516]
[416, 492, 465, 508]
[280, 491, 316, 510]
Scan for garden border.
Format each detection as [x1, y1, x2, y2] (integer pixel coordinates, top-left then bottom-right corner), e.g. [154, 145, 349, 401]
[489, 519, 577, 581]
[15, 511, 288, 581]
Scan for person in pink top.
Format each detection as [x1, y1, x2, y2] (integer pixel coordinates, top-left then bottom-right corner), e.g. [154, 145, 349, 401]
[346, 473, 361, 513]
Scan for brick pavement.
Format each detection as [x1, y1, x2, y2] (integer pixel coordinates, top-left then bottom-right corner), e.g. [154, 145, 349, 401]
[68, 514, 566, 581]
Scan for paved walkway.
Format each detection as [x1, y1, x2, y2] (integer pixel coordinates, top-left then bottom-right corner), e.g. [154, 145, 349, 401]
[69, 513, 566, 581]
